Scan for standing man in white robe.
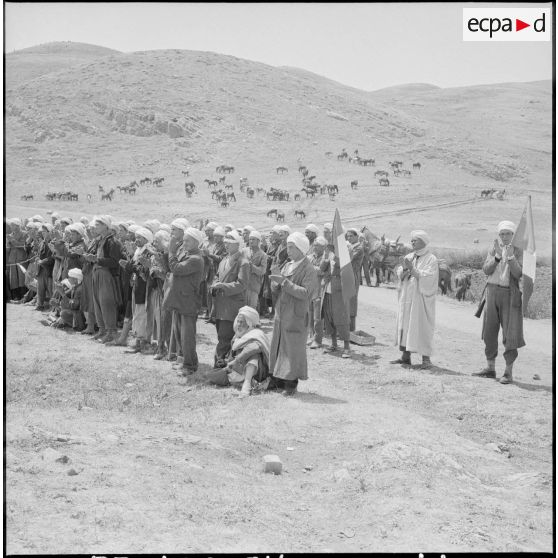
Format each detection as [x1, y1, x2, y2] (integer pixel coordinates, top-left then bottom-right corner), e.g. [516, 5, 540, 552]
[391, 230, 438, 369]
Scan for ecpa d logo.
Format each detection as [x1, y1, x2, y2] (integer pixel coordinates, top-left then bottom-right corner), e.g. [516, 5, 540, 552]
[463, 8, 551, 41]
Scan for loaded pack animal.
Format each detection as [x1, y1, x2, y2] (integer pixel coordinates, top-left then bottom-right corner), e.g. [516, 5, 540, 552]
[454, 271, 472, 301]
[438, 260, 452, 295]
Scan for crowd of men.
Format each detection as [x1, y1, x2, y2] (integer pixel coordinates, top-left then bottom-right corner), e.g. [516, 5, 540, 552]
[5, 212, 524, 394]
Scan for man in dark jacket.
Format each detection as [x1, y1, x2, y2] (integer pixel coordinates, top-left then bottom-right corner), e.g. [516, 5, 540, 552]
[163, 223, 205, 376]
[36, 223, 55, 310]
[85, 215, 123, 344]
[211, 230, 250, 368]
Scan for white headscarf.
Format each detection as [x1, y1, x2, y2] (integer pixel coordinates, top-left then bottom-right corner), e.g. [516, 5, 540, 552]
[170, 218, 190, 232]
[67, 268, 83, 284]
[249, 230, 262, 241]
[134, 227, 154, 244]
[497, 221, 516, 234]
[144, 219, 161, 234]
[183, 227, 204, 246]
[305, 224, 319, 234]
[410, 230, 430, 246]
[287, 232, 310, 256]
[237, 305, 261, 328]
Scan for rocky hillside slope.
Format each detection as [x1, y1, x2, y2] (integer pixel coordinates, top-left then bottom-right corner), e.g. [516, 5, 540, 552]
[4, 43, 552, 191]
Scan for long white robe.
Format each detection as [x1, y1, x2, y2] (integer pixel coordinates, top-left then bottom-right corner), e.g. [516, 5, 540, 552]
[395, 250, 438, 356]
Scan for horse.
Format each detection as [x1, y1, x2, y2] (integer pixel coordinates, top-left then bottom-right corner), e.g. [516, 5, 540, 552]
[294, 209, 306, 219]
[276, 166, 288, 174]
[361, 227, 385, 286]
[276, 212, 285, 222]
[294, 193, 301, 201]
[267, 208, 278, 218]
[350, 180, 358, 190]
[379, 178, 390, 187]
[412, 162, 421, 171]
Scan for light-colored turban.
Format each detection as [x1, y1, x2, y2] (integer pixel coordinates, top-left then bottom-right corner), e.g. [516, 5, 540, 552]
[67, 268, 83, 283]
[272, 225, 282, 233]
[305, 224, 319, 234]
[410, 230, 430, 246]
[224, 230, 242, 244]
[249, 230, 262, 241]
[497, 221, 516, 234]
[59, 216, 72, 226]
[323, 223, 333, 232]
[118, 221, 130, 231]
[144, 219, 160, 234]
[154, 230, 171, 244]
[314, 236, 328, 246]
[128, 224, 140, 234]
[41, 223, 54, 233]
[80, 217, 89, 225]
[287, 232, 310, 255]
[213, 226, 226, 237]
[347, 228, 359, 236]
[170, 218, 190, 232]
[31, 215, 44, 222]
[278, 225, 291, 235]
[72, 223, 87, 238]
[243, 225, 255, 232]
[93, 215, 112, 228]
[237, 305, 261, 328]
[224, 224, 235, 232]
[183, 227, 204, 245]
[159, 224, 171, 233]
[7, 218, 22, 227]
[134, 227, 154, 243]
[205, 221, 219, 231]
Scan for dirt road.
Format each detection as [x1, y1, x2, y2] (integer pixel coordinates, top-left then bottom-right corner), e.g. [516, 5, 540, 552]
[358, 285, 553, 387]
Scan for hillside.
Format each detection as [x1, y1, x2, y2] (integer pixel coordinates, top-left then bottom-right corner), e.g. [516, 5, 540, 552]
[5, 41, 121, 89]
[4, 43, 553, 257]
[5, 44, 551, 187]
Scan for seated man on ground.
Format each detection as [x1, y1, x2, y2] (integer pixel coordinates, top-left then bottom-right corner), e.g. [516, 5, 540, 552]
[206, 306, 271, 398]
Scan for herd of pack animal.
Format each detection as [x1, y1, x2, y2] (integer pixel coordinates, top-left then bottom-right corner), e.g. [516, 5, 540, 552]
[18, 148, 500, 301]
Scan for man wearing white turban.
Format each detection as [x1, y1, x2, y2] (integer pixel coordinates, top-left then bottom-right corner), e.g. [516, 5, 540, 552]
[162, 220, 205, 375]
[85, 216, 123, 344]
[244, 230, 268, 310]
[206, 305, 272, 398]
[268, 233, 318, 395]
[346, 227, 364, 331]
[210, 229, 250, 368]
[473, 220, 525, 384]
[305, 224, 319, 249]
[46, 268, 86, 330]
[6, 218, 29, 300]
[392, 230, 439, 369]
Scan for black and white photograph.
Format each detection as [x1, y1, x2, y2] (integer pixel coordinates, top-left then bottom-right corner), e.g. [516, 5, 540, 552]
[4, 2, 554, 554]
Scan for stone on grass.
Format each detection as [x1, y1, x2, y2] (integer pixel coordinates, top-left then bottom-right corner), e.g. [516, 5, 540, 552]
[263, 454, 282, 475]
